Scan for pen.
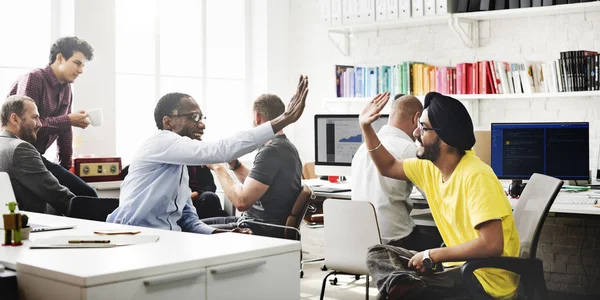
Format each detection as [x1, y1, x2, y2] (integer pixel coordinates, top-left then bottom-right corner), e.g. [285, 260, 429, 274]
[68, 240, 111, 244]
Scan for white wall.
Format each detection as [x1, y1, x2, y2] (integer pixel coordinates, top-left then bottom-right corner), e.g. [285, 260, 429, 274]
[286, 0, 600, 176]
[71, 0, 116, 158]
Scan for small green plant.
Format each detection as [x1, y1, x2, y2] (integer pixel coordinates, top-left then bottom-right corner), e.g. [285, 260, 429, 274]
[21, 214, 29, 228]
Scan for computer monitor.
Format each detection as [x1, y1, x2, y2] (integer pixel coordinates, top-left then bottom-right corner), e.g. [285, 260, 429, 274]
[490, 122, 589, 180]
[314, 114, 389, 176]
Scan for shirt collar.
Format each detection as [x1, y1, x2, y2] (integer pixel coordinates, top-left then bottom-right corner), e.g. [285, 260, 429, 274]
[44, 65, 63, 87]
[378, 125, 413, 142]
[1, 130, 19, 139]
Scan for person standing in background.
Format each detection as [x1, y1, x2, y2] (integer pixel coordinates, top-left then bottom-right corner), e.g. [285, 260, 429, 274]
[7, 36, 97, 197]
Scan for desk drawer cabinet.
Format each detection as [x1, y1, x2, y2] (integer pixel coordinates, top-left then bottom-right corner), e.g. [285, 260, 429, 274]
[206, 252, 299, 300]
[18, 269, 207, 300]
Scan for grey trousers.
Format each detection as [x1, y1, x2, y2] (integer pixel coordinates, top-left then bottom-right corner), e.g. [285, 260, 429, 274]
[366, 244, 489, 299]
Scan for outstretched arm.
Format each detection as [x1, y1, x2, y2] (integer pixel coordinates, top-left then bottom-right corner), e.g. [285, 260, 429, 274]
[359, 93, 409, 181]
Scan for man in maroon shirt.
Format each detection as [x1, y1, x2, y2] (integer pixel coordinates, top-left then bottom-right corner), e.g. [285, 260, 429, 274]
[7, 36, 97, 197]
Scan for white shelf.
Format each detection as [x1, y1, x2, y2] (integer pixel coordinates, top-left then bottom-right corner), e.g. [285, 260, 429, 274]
[327, 91, 600, 103]
[454, 2, 600, 21]
[329, 15, 449, 34]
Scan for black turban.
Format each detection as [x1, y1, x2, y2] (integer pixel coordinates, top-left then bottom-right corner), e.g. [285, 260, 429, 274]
[423, 92, 475, 151]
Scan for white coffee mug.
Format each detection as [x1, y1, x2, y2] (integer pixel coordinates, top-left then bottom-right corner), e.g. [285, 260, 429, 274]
[87, 108, 103, 126]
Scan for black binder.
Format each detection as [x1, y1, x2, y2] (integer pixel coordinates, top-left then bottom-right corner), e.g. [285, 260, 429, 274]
[520, 0, 532, 7]
[543, 0, 553, 5]
[495, 0, 507, 9]
[457, 0, 470, 12]
[468, 0, 482, 11]
[532, 0, 543, 6]
[509, 0, 520, 8]
[480, 0, 495, 10]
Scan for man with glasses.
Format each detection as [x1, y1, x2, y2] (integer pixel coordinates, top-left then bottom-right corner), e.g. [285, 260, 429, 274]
[200, 94, 303, 238]
[107, 76, 309, 235]
[351, 94, 442, 251]
[360, 92, 519, 299]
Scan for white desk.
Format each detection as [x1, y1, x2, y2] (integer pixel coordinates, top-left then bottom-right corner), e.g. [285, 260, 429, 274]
[1, 212, 300, 300]
[305, 179, 600, 226]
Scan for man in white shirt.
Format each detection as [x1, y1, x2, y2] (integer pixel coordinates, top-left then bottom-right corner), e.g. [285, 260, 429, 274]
[351, 94, 440, 251]
[107, 76, 309, 234]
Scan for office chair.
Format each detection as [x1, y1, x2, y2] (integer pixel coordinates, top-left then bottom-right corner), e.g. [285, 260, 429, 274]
[237, 185, 320, 277]
[320, 199, 381, 300]
[461, 173, 563, 300]
[67, 196, 119, 222]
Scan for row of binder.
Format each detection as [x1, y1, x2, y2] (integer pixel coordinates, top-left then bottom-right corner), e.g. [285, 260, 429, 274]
[320, 0, 450, 26]
[456, 0, 595, 13]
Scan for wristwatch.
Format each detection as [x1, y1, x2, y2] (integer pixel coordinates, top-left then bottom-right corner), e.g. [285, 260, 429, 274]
[422, 249, 434, 271]
[229, 159, 241, 171]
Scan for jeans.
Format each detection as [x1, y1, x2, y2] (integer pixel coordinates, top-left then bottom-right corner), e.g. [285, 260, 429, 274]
[387, 226, 444, 252]
[366, 244, 490, 299]
[41, 156, 97, 197]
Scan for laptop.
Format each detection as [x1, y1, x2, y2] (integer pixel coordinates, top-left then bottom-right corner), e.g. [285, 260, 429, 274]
[0, 172, 75, 232]
[311, 186, 351, 193]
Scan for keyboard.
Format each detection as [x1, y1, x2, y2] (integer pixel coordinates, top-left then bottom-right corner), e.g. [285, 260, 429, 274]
[553, 197, 598, 205]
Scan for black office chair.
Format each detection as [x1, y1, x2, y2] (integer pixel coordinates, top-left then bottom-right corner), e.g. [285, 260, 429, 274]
[461, 173, 563, 300]
[67, 196, 119, 222]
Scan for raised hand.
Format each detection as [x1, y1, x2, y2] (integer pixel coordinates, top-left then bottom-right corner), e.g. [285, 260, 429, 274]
[359, 92, 390, 128]
[271, 75, 309, 133]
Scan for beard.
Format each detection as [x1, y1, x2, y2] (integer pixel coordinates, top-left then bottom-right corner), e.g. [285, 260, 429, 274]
[19, 125, 38, 144]
[417, 136, 442, 162]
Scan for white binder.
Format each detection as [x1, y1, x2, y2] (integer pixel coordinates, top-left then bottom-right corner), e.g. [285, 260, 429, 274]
[342, 0, 356, 25]
[321, 0, 332, 25]
[435, 0, 448, 15]
[375, 0, 387, 21]
[357, 0, 376, 23]
[399, 0, 411, 18]
[424, 0, 436, 16]
[412, 0, 424, 17]
[332, 0, 343, 25]
[386, 0, 399, 19]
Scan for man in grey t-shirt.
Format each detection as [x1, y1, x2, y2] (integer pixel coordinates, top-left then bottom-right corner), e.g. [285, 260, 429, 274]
[203, 94, 302, 238]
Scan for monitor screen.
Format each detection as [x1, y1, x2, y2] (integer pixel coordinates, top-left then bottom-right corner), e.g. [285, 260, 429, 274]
[314, 114, 389, 166]
[490, 122, 589, 180]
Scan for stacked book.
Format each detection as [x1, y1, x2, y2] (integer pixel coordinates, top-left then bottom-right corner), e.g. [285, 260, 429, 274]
[335, 50, 599, 97]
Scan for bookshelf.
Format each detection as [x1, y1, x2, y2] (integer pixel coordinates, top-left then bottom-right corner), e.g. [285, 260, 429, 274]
[327, 2, 600, 50]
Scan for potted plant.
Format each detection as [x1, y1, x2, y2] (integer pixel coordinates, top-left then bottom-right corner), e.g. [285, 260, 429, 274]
[20, 213, 30, 240]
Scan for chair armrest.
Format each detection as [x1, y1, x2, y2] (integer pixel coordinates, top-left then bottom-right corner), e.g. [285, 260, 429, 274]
[461, 257, 547, 300]
[236, 219, 301, 239]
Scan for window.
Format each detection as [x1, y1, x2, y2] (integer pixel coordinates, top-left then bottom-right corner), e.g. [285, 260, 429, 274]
[0, 0, 51, 95]
[116, 0, 248, 165]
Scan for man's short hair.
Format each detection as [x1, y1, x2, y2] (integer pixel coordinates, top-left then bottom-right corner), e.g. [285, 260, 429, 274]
[49, 36, 94, 65]
[154, 92, 191, 129]
[253, 94, 285, 121]
[1, 95, 35, 126]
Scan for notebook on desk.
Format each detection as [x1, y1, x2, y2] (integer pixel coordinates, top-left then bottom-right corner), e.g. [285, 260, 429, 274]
[311, 186, 351, 193]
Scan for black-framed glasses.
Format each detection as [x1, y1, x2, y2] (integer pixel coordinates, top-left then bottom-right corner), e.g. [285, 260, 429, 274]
[418, 122, 440, 134]
[170, 113, 206, 123]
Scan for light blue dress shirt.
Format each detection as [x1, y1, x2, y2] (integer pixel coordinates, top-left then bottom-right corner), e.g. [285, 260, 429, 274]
[106, 123, 274, 234]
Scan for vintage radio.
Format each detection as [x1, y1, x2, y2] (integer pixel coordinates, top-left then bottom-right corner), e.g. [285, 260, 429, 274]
[73, 157, 122, 182]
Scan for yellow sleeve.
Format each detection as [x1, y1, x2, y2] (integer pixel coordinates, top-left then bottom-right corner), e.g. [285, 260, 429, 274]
[466, 173, 512, 229]
[403, 158, 427, 190]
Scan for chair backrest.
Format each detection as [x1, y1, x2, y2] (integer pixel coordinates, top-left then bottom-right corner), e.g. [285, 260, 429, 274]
[67, 196, 120, 222]
[513, 173, 563, 259]
[302, 162, 317, 179]
[284, 185, 314, 239]
[323, 199, 382, 275]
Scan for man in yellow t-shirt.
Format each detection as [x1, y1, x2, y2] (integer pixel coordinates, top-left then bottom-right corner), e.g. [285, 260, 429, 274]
[359, 92, 520, 299]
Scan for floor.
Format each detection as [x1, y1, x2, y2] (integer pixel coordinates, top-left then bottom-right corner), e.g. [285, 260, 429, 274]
[299, 223, 379, 300]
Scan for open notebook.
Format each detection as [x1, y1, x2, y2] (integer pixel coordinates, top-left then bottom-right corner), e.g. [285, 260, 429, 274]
[30, 235, 160, 249]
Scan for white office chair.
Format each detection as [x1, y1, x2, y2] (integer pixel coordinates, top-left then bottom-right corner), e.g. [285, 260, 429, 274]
[320, 199, 382, 300]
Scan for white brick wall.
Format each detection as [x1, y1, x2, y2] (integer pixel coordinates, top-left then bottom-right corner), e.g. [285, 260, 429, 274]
[286, 0, 600, 178]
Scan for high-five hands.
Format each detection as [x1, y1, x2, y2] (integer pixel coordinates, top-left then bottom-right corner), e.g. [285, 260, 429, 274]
[358, 92, 390, 128]
[284, 75, 309, 124]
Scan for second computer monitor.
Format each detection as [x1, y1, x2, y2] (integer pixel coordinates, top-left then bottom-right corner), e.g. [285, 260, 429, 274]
[314, 114, 389, 176]
[490, 122, 589, 180]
